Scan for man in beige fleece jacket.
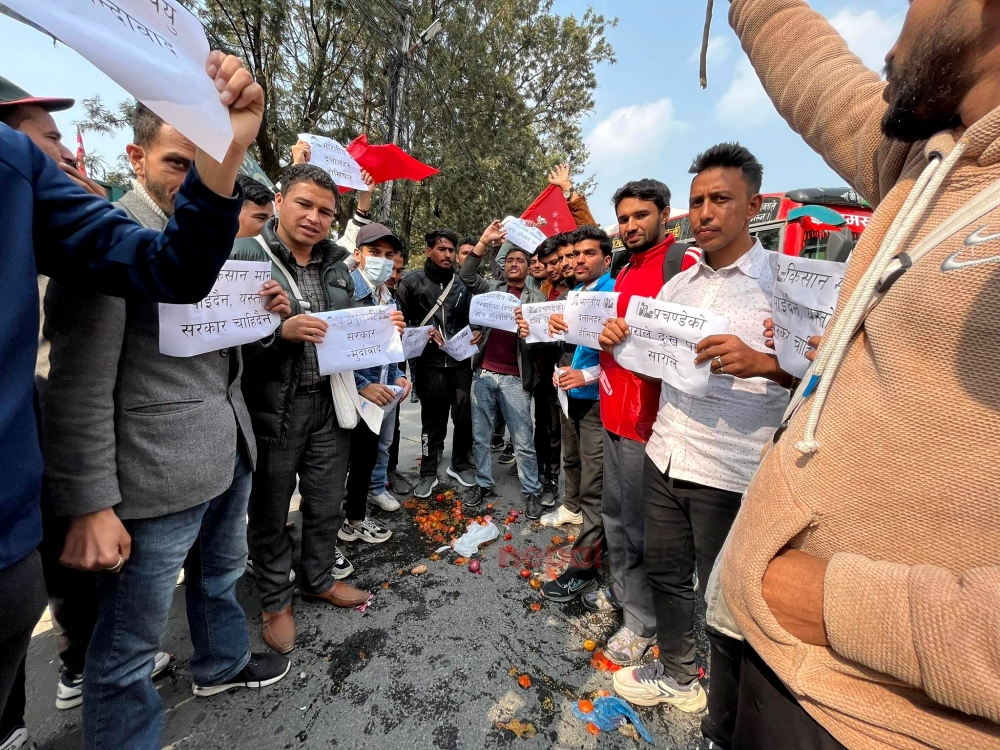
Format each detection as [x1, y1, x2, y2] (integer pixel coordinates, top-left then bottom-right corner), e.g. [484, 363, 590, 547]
[720, 1, 1000, 749]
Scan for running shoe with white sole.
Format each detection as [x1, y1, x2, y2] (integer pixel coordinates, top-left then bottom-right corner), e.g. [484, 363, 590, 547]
[540, 571, 597, 602]
[338, 518, 392, 544]
[613, 661, 707, 713]
[539, 505, 583, 527]
[0, 726, 28, 750]
[192, 652, 290, 697]
[446, 465, 475, 487]
[582, 586, 622, 613]
[605, 625, 655, 666]
[368, 490, 400, 512]
[332, 547, 354, 579]
[413, 476, 439, 498]
[55, 651, 172, 710]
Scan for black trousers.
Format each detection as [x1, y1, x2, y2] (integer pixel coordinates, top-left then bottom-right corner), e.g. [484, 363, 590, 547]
[345, 417, 382, 522]
[414, 363, 473, 478]
[564, 398, 604, 575]
[0, 552, 47, 736]
[531, 377, 562, 480]
[641, 456, 742, 684]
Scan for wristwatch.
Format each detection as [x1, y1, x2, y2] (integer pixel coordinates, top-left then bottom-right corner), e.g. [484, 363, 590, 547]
[562, 187, 573, 199]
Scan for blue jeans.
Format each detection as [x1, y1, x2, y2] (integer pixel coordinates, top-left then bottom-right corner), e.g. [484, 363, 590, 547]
[471, 369, 542, 495]
[369, 404, 397, 494]
[83, 450, 252, 750]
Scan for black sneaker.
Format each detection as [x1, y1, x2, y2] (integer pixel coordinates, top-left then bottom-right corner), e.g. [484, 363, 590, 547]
[525, 493, 543, 520]
[540, 482, 556, 508]
[541, 571, 598, 602]
[463, 485, 495, 510]
[192, 652, 290, 697]
[491, 435, 505, 451]
[498, 443, 515, 464]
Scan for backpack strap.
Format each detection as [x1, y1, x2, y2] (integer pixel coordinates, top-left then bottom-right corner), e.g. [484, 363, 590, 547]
[663, 241, 694, 283]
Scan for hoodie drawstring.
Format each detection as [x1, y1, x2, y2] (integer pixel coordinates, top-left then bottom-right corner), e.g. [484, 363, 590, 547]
[795, 139, 969, 455]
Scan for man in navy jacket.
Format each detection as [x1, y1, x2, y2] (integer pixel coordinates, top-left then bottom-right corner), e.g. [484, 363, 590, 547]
[0, 52, 265, 742]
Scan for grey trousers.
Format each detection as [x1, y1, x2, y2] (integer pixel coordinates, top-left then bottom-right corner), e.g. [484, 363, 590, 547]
[559, 410, 581, 514]
[602, 430, 656, 637]
[248, 389, 350, 612]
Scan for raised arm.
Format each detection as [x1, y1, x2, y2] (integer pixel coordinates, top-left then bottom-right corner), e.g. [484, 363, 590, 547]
[728, 0, 913, 205]
[460, 220, 506, 295]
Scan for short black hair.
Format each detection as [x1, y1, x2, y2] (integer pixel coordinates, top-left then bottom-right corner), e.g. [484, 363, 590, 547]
[278, 164, 338, 201]
[458, 236, 477, 249]
[689, 142, 763, 195]
[397, 246, 410, 264]
[571, 225, 614, 258]
[132, 102, 165, 148]
[425, 228, 458, 249]
[612, 179, 671, 212]
[0, 105, 30, 129]
[237, 174, 275, 206]
[536, 235, 561, 260]
[505, 246, 531, 263]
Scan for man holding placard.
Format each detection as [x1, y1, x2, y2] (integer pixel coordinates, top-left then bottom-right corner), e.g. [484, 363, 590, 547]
[233, 164, 375, 656]
[459, 222, 547, 518]
[600, 146, 791, 745]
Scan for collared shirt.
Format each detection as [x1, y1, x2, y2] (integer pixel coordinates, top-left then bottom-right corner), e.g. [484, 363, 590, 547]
[292, 247, 328, 387]
[645, 240, 788, 493]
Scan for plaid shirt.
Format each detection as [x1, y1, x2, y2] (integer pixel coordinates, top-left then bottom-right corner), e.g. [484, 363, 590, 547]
[292, 248, 328, 387]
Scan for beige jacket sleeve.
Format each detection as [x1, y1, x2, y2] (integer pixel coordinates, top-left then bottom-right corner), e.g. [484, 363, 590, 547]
[728, 0, 913, 206]
[824, 555, 1000, 723]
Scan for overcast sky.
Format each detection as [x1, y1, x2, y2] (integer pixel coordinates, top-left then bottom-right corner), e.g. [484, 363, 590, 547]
[2, 1, 904, 227]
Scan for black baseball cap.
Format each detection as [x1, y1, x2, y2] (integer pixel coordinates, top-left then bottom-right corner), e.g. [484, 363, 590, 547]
[355, 223, 403, 254]
[0, 75, 74, 113]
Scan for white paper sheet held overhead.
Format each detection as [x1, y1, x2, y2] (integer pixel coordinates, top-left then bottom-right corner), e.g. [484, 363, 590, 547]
[5, 0, 233, 162]
[501, 216, 548, 253]
[297, 133, 367, 190]
[401, 326, 433, 360]
[520, 301, 565, 344]
[468, 292, 520, 333]
[563, 291, 619, 347]
[158, 260, 279, 356]
[312, 305, 404, 374]
[614, 296, 730, 398]
[441, 326, 479, 362]
[767, 254, 845, 378]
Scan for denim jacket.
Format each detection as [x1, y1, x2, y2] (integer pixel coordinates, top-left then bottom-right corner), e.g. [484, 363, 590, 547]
[351, 267, 403, 390]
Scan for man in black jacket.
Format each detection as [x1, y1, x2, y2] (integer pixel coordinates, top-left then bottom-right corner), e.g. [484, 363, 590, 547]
[394, 229, 477, 498]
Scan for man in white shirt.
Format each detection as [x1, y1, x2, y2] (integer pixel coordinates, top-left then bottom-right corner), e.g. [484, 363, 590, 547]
[599, 144, 793, 748]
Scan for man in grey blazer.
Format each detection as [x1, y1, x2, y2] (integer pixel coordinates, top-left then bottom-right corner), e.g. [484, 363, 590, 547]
[40, 105, 292, 750]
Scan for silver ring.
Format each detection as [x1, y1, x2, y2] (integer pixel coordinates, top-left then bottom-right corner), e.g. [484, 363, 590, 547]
[106, 555, 124, 573]
[713, 356, 724, 373]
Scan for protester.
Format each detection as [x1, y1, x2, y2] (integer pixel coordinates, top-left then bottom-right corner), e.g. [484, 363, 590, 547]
[536, 236, 567, 300]
[601, 145, 791, 738]
[235, 174, 275, 238]
[341, 223, 412, 542]
[586, 178, 678, 667]
[232, 164, 378, 655]
[380, 247, 415, 497]
[459, 222, 546, 518]
[713, 1, 1000, 748]
[529, 225, 614, 599]
[456, 236, 477, 268]
[8, 55, 282, 750]
[529, 252, 547, 284]
[395, 229, 477, 497]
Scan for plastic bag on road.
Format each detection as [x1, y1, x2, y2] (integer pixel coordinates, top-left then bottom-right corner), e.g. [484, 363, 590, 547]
[452, 521, 500, 557]
[572, 696, 654, 743]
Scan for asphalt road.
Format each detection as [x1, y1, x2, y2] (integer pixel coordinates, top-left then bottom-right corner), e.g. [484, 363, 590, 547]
[24, 398, 708, 749]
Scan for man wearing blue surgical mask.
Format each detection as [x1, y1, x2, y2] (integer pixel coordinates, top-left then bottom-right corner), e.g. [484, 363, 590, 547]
[342, 224, 411, 543]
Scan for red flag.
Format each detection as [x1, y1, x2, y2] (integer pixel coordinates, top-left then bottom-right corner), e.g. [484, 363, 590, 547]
[76, 129, 87, 177]
[520, 185, 576, 238]
[345, 134, 439, 185]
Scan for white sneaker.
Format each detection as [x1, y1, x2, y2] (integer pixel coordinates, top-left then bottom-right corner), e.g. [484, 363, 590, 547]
[338, 518, 392, 544]
[152, 650, 172, 678]
[613, 661, 707, 713]
[539, 505, 583, 527]
[55, 672, 83, 710]
[0, 726, 28, 750]
[368, 490, 400, 512]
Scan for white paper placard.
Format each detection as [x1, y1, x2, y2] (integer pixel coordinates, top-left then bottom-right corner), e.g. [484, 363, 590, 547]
[372, 384, 405, 413]
[401, 325, 433, 360]
[614, 296, 730, 397]
[563, 291, 619, 347]
[159, 260, 279, 356]
[767, 254, 845, 378]
[520, 301, 565, 344]
[5, 0, 233, 162]
[501, 216, 548, 253]
[312, 305, 404, 374]
[297, 133, 367, 190]
[469, 291, 520, 333]
[555, 368, 570, 418]
[441, 326, 479, 362]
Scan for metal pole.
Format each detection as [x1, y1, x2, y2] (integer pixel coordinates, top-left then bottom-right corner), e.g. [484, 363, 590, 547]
[378, 0, 413, 222]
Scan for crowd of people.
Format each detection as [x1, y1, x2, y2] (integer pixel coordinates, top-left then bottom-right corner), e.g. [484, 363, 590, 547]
[2, 0, 998, 749]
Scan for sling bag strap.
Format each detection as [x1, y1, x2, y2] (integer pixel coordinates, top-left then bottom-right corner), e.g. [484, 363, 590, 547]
[419, 274, 455, 327]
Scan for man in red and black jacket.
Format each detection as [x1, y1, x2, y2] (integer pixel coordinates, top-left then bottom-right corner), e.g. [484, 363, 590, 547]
[589, 179, 678, 668]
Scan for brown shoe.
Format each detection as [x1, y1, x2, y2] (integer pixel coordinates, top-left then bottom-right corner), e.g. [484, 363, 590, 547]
[303, 580, 370, 608]
[262, 607, 296, 654]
